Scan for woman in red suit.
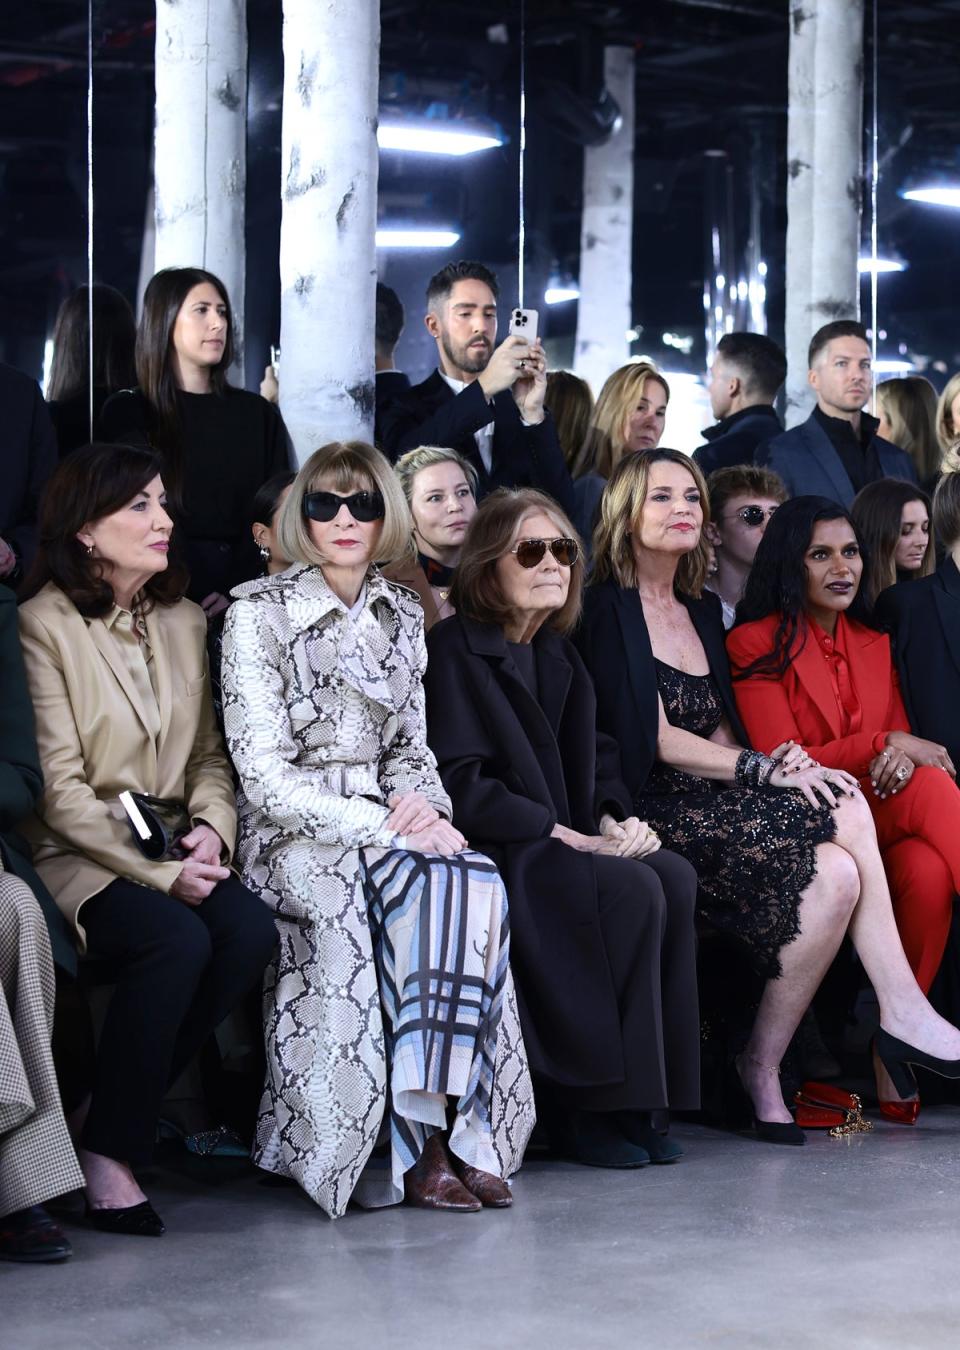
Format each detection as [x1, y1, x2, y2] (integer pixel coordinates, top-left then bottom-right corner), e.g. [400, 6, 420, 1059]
[728, 495, 960, 1121]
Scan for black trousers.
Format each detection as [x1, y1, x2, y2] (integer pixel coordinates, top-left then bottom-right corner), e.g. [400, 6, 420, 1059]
[539, 848, 701, 1115]
[78, 875, 277, 1164]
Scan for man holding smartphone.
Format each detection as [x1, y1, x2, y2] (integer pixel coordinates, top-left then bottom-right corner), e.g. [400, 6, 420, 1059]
[381, 261, 574, 513]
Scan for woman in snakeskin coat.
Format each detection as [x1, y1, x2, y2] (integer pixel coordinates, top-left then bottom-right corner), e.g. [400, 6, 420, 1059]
[221, 441, 534, 1218]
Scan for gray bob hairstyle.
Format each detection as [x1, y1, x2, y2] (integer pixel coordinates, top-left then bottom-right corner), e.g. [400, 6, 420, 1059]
[276, 440, 413, 568]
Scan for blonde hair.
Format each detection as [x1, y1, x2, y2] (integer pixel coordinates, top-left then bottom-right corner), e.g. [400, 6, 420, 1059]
[592, 449, 710, 596]
[875, 377, 940, 484]
[277, 441, 413, 568]
[394, 445, 478, 506]
[571, 363, 670, 480]
[936, 371, 960, 463]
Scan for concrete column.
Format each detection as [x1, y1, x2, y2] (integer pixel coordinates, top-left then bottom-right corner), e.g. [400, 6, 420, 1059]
[573, 46, 635, 397]
[278, 0, 380, 461]
[154, 0, 247, 380]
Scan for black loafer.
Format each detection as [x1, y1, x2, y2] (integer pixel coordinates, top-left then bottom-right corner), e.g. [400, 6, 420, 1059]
[86, 1199, 165, 1236]
[0, 1205, 73, 1262]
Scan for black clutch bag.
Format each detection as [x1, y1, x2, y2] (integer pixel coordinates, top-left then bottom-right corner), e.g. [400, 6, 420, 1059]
[119, 791, 191, 861]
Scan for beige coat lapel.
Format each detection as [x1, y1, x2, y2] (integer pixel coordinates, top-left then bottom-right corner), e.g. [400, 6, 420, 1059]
[145, 605, 175, 763]
[86, 619, 158, 772]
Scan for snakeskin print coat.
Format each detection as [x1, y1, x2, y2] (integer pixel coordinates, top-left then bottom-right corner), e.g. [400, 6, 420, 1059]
[221, 563, 533, 1216]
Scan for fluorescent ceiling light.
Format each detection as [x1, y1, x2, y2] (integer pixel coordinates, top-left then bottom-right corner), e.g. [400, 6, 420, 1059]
[377, 124, 502, 156]
[375, 229, 460, 249]
[544, 286, 580, 304]
[857, 257, 906, 274]
[902, 186, 960, 208]
[873, 358, 915, 374]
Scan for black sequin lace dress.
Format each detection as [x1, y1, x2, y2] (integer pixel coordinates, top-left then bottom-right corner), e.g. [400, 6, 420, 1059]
[638, 661, 837, 979]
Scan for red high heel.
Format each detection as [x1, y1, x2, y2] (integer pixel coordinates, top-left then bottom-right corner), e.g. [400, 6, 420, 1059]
[878, 1098, 921, 1126]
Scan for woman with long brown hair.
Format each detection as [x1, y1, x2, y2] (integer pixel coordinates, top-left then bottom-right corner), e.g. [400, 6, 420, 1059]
[99, 267, 291, 617]
[46, 284, 137, 456]
[851, 478, 934, 612]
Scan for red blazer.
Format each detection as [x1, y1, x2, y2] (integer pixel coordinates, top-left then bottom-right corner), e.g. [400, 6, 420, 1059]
[726, 612, 910, 777]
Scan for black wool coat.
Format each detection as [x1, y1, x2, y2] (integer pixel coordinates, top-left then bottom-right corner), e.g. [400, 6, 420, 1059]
[0, 585, 75, 975]
[575, 578, 750, 801]
[424, 614, 634, 1089]
[875, 557, 960, 771]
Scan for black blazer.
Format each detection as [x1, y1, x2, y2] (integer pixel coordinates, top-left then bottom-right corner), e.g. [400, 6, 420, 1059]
[381, 369, 575, 514]
[373, 369, 411, 451]
[0, 585, 75, 974]
[424, 614, 634, 1087]
[0, 363, 58, 584]
[692, 405, 783, 477]
[757, 411, 917, 507]
[875, 557, 960, 768]
[576, 578, 749, 800]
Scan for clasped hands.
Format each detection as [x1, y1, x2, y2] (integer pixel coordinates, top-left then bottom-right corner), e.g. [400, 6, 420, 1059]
[171, 823, 230, 905]
[387, 790, 466, 857]
[868, 732, 956, 800]
[552, 815, 661, 860]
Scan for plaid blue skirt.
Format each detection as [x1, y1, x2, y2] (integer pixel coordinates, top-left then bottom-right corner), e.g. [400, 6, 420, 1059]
[361, 846, 509, 1195]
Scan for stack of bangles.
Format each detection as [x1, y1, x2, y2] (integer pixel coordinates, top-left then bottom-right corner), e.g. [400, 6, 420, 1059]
[735, 749, 778, 789]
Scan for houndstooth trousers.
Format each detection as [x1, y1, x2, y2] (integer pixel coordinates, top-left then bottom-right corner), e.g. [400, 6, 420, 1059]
[0, 869, 84, 1217]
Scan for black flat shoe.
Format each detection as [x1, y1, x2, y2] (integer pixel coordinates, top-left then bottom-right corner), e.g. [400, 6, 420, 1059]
[875, 1027, 960, 1099]
[617, 1112, 684, 1163]
[560, 1111, 651, 1169]
[86, 1200, 165, 1236]
[0, 1206, 72, 1263]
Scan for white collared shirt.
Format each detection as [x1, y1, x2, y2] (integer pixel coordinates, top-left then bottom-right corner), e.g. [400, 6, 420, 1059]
[437, 369, 495, 473]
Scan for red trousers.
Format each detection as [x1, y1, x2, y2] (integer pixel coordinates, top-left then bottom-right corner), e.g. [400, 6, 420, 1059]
[869, 766, 960, 993]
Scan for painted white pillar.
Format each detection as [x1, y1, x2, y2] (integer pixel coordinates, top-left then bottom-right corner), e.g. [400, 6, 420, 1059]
[573, 46, 635, 398]
[154, 0, 247, 379]
[784, 0, 864, 426]
[784, 1, 817, 426]
[278, 0, 380, 461]
[809, 0, 864, 331]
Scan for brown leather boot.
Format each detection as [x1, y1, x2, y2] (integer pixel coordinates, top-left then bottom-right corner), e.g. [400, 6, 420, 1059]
[452, 1158, 513, 1208]
[403, 1134, 482, 1212]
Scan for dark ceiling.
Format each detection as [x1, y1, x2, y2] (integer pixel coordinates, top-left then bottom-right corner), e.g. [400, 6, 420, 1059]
[2, 0, 960, 386]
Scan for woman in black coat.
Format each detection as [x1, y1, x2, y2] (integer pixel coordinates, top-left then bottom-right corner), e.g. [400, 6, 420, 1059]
[875, 472, 960, 771]
[424, 488, 700, 1169]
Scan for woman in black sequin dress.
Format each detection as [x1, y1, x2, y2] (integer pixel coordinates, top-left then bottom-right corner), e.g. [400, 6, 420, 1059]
[578, 449, 960, 1140]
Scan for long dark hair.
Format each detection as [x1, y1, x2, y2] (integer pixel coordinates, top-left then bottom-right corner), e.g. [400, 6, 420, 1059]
[136, 267, 235, 462]
[734, 495, 876, 679]
[48, 285, 137, 401]
[24, 443, 189, 616]
[851, 478, 933, 609]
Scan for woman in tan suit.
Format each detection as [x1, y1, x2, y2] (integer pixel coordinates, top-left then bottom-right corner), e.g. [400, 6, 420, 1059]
[18, 444, 277, 1236]
[383, 445, 477, 629]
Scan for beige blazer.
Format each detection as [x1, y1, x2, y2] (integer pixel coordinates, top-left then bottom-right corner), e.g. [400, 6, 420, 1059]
[18, 583, 238, 950]
[380, 558, 450, 631]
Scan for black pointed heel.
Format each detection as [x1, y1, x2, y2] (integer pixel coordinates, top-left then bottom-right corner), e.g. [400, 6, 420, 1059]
[875, 1027, 960, 1098]
[734, 1053, 807, 1146]
[85, 1200, 165, 1236]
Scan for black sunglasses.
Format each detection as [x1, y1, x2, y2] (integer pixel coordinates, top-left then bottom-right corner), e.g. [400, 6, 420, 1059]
[304, 490, 386, 523]
[727, 504, 778, 527]
[509, 536, 580, 568]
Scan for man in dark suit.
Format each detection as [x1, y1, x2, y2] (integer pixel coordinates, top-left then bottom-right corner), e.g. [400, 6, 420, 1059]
[693, 332, 786, 476]
[0, 363, 58, 589]
[373, 282, 411, 450]
[380, 260, 574, 514]
[757, 320, 916, 505]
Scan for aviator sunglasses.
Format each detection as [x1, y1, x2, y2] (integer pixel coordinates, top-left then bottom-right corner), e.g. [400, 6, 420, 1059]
[727, 504, 778, 528]
[509, 536, 580, 568]
[304, 490, 386, 523]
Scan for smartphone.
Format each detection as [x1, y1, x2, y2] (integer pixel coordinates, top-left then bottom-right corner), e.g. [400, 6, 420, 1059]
[509, 307, 539, 341]
[270, 344, 281, 376]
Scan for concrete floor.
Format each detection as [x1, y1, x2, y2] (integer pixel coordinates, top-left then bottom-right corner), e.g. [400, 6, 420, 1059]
[4, 1111, 960, 1350]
